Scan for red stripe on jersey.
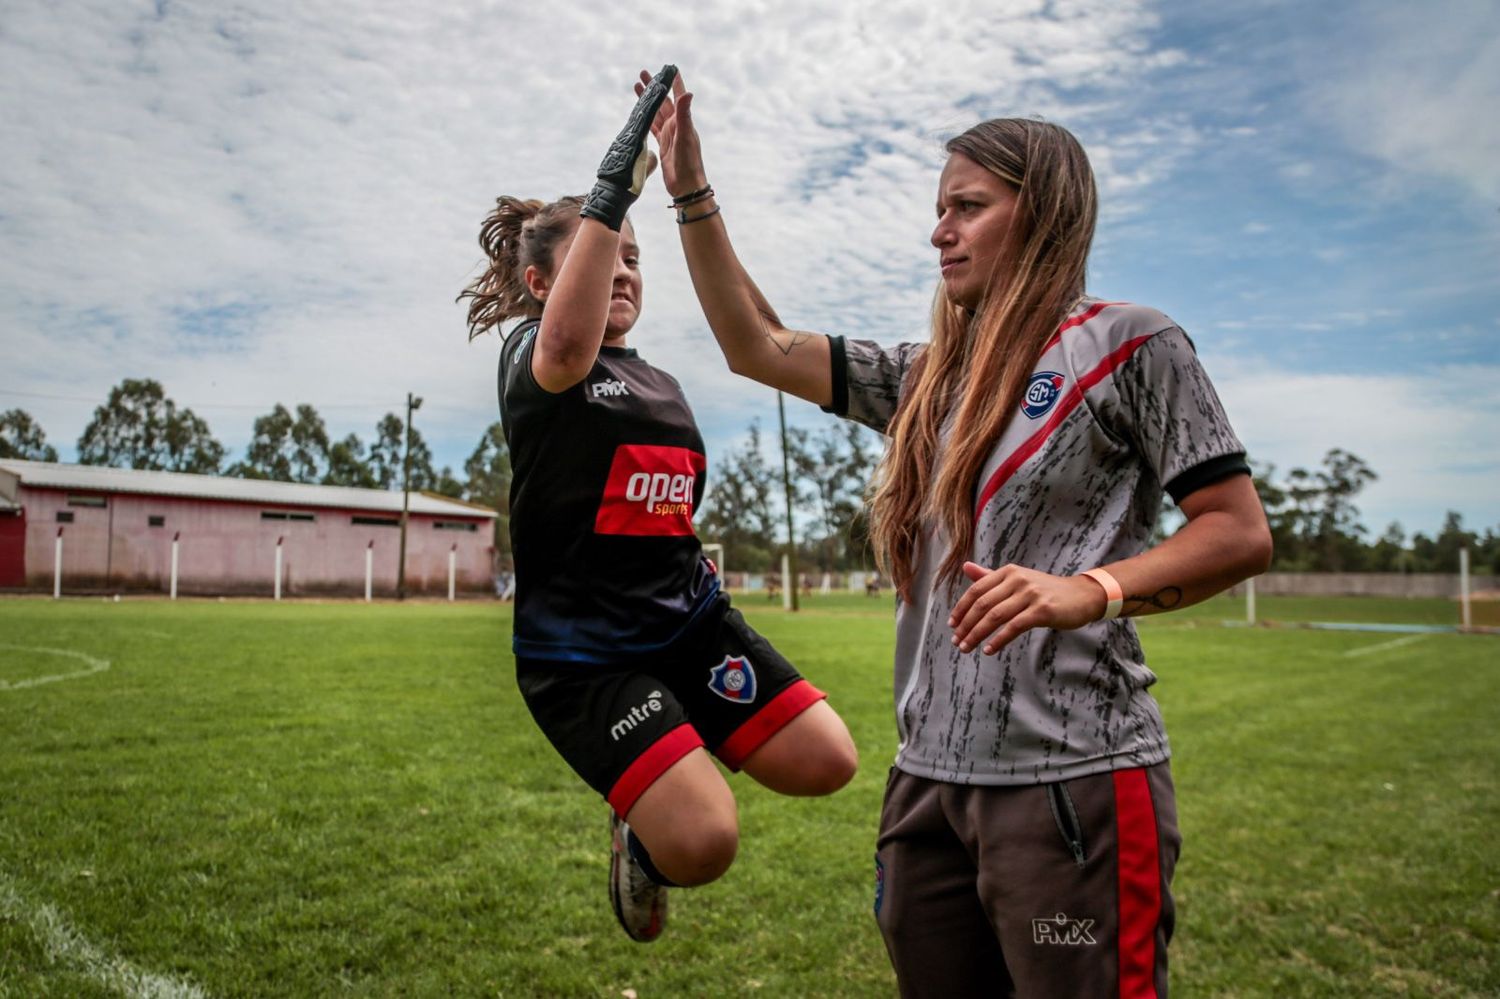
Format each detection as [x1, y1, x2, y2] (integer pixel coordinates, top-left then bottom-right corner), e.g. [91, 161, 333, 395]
[973, 334, 1153, 524]
[594, 444, 706, 536]
[1114, 768, 1162, 999]
[1040, 300, 1125, 354]
[715, 680, 827, 771]
[607, 724, 704, 818]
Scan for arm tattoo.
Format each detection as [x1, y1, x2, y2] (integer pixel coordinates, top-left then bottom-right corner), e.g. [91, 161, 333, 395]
[759, 310, 812, 356]
[1123, 586, 1183, 614]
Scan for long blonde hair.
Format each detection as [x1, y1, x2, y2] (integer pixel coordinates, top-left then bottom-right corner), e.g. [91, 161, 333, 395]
[458, 194, 583, 340]
[868, 119, 1098, 594]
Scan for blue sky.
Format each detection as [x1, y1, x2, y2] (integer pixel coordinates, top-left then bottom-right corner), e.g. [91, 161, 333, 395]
[1, 0, 1496, 542]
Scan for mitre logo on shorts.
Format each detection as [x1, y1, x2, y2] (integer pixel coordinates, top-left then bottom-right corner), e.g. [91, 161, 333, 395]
[594, 444, 706, 536]
[1022, 371, 1066, 419]
[707, 655, 757, 703]
[1032, 913, 1097, 946]
[610, 690, 664, 741]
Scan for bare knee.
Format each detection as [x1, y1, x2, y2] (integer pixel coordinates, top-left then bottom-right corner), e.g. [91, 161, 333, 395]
[780, 738, 859, 796]
[745, 707, 860, 796]
[653, 818, 739, 886]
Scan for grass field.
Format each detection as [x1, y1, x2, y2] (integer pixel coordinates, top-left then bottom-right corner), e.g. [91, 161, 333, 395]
[1, 593, 1496, 997]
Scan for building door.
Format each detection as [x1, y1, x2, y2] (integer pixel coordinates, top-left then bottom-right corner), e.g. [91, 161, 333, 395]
[0, 509, 25, 588]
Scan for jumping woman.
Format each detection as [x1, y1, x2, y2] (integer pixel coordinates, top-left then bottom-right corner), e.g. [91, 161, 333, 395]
[458, 66, 857, 944]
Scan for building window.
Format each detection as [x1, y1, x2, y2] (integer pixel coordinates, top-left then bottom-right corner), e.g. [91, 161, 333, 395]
[260, 510, 316, 523]
[67, 495, 107, 508]
[148, 515, 166, 527]
[433, 521, 478, 532]
[56, 511, 75, 523]
[352, 515, 400, 527]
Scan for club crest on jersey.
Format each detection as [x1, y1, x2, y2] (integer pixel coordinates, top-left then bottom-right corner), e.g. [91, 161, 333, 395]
[707, 655, 757, 703]
[1022, 371, 1066, 419]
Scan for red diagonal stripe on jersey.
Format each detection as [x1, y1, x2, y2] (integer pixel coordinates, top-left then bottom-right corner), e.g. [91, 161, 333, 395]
[1040, 300, 1125, 354]
[973, 334, 1153, 524]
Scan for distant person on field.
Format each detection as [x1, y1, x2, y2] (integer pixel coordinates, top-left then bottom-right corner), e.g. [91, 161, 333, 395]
[457, 66, 856, 945]
[645, 67, 1271, 996]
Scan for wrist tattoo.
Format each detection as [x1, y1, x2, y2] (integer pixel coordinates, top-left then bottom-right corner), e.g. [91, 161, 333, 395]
[1124, 587, 1183, 613]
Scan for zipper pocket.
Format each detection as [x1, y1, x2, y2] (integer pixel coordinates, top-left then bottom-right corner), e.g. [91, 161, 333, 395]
[1047, 781, 1088, 868]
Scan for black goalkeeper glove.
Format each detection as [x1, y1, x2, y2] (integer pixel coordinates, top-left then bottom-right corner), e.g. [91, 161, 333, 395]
[579, 64, 677, 232]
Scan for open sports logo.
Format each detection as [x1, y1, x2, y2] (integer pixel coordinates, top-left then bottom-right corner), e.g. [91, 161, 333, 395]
[594, 444, 706, 536]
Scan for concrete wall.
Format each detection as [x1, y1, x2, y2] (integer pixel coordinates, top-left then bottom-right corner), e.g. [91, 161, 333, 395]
[1227, 572, 1500, 599]
[16, 486, 495, 596]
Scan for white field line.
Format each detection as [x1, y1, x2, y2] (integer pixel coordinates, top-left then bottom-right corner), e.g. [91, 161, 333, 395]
[0, 873, 212, 999]
[1342, 634, 1431, 658]
[0, 645, 111, 691]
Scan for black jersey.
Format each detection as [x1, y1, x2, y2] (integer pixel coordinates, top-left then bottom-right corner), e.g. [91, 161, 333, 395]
[498, 319, 719, 663]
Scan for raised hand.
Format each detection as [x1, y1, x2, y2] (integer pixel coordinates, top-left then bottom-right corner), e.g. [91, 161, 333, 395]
[636, 68, 707, 200]
[580, 64, 678, 231]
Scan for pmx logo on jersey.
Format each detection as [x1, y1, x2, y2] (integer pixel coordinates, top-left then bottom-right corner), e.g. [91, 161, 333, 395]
[1021, 371, 1066, 419]
[707, 655, 757, 703]
[594, 444, 706, 536]
[591, 378, 630, 397]
[1031, 913, 1097, 946]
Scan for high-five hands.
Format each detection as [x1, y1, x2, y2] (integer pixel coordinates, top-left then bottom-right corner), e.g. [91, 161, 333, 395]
[635, 68, 706, 200]
[947, 562, 1109, 656]
[580, 64, 678, 231]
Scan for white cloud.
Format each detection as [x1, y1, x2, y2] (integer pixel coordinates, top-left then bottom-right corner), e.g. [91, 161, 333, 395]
[1304, 2, 1500, 203]
[1214, 360, 1500, 532]
[1, 0, 1494, 536]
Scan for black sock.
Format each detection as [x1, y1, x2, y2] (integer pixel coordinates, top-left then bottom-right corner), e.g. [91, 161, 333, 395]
[626, 828, 682, 888]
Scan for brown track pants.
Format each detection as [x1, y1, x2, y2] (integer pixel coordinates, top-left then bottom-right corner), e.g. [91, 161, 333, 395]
[874, 763, 1180, 998]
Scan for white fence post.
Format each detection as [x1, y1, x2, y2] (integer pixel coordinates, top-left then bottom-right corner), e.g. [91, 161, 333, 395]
[274, 536, 283, 601]
[1247, 576, 1257, 625]
[781, 553, 792, 611]
[365, 542, 374, 603]
[170, 532, 180, 600]
[53, 527, 63, 599]
[1460, 548, 1471, 629]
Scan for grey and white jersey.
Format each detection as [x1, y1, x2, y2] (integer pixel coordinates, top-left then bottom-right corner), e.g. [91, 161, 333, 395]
[830, 298, 1248, 785]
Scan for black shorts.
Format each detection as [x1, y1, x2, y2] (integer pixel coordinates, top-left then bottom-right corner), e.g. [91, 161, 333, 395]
[516, 594, 825, 817]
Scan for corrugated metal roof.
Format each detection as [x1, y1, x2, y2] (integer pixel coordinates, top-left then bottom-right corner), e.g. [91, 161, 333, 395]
[0, 459, 497, 519]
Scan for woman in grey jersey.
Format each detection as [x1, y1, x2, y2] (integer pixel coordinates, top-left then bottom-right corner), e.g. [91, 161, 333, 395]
[459, 67, 857, 946]
[644, 68, 1272, 996]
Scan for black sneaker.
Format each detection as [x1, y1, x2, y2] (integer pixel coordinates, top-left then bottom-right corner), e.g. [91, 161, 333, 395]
[609, 813, 667, 942]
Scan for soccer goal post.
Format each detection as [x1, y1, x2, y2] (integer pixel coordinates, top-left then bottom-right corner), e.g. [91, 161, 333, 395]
[703, 543, 725, 581]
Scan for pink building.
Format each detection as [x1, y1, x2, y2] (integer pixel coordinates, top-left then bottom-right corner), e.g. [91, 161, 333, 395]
[0, 460, 498, 597]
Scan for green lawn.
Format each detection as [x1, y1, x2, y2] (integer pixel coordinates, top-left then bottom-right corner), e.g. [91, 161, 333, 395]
[1, 596, 1495, 997]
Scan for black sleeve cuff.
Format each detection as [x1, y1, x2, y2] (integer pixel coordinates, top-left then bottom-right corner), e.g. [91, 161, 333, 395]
[1166, 452, 1251, 504]
[820, 335, 848, 417]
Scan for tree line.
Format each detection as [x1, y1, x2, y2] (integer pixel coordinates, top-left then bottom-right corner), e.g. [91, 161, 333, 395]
[3, 384, 1496, 574]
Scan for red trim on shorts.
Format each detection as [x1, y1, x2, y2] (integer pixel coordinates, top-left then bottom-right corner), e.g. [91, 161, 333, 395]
[715, 680, 827, 771]
[606, 724, 704, 818]
[1114, 768, 1162, 999]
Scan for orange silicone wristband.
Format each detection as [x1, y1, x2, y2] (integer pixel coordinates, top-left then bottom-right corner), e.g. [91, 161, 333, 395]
[1081, 567, 1124, 621]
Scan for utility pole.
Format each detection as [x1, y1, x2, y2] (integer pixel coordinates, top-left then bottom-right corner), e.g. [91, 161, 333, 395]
[777, 391, 799, 612]
[397, 391, 423, 601]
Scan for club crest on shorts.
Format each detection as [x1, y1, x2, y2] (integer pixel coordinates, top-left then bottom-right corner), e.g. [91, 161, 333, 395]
[1022, 371, 1066, 419]
[707, 655, 757, 703]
